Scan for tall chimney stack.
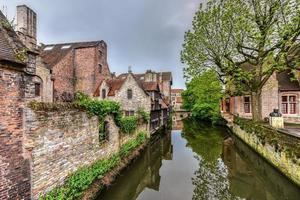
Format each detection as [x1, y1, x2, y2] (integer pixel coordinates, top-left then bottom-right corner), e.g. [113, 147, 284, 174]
[16, 5, 37, 50]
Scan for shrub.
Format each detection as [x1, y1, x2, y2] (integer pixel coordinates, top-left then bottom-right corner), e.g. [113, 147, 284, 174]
[120, 116, 138, 134]
[137, 107, 150, 123]
[40, 132, 147, 200]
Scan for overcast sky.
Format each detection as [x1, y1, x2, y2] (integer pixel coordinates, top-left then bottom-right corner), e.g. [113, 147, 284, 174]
[0, 0, 204, 88]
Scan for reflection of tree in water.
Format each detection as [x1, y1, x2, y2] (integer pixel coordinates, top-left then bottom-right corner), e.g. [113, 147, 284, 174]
[192, 156, 242, 200]
[182, 119, 242, 200]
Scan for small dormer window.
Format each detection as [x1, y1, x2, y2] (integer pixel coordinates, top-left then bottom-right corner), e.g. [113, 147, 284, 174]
[61, 45, 71, 49]
[127, 89, 133, 99]
[44, 46, 54, 51]
[102, 89, 106, 99]
[99, 64, 102, 73]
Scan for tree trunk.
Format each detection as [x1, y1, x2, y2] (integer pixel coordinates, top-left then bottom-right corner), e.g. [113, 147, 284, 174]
[251, 91, 263, 122]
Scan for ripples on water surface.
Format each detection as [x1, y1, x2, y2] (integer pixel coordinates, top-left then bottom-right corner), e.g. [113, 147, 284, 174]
[98, 119, 300, 200]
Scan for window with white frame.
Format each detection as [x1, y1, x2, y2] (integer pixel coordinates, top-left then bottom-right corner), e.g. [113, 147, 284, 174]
[281, 95, 297, 114]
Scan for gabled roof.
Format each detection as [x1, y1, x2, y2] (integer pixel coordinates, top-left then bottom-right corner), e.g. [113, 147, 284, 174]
[171, 89, 184, 94]
[0, 10, 26, 65]
[142, 81, 160, 91]
[40, 41, 105, 69]
[107, 78, 126, 96]
[278, 70, 300, 91]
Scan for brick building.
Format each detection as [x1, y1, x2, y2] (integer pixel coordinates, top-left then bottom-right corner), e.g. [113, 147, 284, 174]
[171, 89, 184, 111]
[0, 7, 43, 199]
[40, 40, 111, 101]
[221, 70, 300, 123]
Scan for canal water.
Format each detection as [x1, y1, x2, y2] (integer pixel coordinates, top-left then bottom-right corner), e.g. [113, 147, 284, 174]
[98, 119, 300, 200]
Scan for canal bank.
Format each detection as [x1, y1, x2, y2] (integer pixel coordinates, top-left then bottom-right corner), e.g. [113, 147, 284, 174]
[224, 114, 300, 187]
[97, 119, 300, 200]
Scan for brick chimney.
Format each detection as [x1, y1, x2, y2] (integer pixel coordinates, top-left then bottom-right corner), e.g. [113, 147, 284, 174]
[16, 5, 37, 50]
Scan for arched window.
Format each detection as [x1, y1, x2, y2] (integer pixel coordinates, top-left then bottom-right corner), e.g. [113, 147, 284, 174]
[35, 83, 41, 96]
[127, 89, 133, 99]
[102, 89, 106, 99]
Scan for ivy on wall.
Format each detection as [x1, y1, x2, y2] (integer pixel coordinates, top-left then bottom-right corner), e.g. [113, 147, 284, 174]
[234, 116, 300, 163]
[39, 132, 147, 200]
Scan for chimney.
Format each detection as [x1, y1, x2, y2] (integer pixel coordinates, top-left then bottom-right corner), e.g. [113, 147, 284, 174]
[16, 5, 37, 50]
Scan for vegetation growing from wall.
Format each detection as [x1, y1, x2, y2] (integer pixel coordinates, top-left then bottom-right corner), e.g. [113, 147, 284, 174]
[120, 116, 138, 134]
[234, 116, 300, 163]
[182, 70, 223, 124]
[40, 132, 147, 200]
[137, 107, 150, 123]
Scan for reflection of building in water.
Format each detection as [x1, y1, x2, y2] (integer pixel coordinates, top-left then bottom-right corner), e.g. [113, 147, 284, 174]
[222, 137, 300, 200]
[172, 119, 184, 130]
[98, 133, 173, 200]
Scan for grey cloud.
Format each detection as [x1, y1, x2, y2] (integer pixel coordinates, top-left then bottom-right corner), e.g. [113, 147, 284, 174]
[0, 0, 205, 88]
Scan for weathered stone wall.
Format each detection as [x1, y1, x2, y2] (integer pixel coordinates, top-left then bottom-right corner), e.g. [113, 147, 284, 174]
[24, 108, 121, 199]
[231, 124, 300, 186]
[0, 65, 31, 200]
[36, 57, 53, 102]
[109, 74, 151, 113]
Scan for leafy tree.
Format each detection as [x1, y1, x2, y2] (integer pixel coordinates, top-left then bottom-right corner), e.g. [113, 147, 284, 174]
[182, 0, 300, 121]
[182, 70, 222, 123]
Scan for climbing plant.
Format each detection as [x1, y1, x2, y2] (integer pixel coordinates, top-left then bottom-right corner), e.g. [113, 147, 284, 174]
[120, 116, 138, 134]
[137, 107, 150, 123]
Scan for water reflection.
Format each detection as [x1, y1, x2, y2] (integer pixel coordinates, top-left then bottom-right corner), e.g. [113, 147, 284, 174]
[98, 133, 173, 200]
[98, 119, 300, 200]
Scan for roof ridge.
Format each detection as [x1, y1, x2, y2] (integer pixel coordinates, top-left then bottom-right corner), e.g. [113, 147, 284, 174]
[42, 40, 104, 47]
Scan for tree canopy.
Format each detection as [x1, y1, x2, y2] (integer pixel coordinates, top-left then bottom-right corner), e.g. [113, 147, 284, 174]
[182, 70, 222, 123]
[181, 0, 300, 120]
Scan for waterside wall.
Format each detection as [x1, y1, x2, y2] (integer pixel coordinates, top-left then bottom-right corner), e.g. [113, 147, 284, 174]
[230, 124, 300, 187]
[24, 107, 147, 199]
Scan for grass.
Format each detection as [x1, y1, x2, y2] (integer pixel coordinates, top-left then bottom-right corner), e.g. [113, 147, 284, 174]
[40, 132, 147, 200]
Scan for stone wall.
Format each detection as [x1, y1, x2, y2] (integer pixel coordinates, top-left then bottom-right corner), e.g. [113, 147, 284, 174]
[109, 74, 151, 113]
[24, 108, 123, 199]
[0, 65, 31, 200]
[36, 57, 53, 102]
[230, 124, 300, 186]
[24, 106, 148, 199]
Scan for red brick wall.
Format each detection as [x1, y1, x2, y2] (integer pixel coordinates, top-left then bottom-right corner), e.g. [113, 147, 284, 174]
[0, 65, 31, 200]
[52, 52, 75, 101]
[52, 43, 111, 101]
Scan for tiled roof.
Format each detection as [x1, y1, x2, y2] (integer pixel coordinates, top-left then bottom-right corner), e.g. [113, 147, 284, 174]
[171, 89, 184, 93]
[40, 41, 104, 69]
[142, 82, 159, 91]
[278, 70, 300, 91]
[0, 10, 25, 65]
[107, 79, 125, 96]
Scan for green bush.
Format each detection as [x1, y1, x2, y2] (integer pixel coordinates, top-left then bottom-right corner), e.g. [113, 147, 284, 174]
[120, 116, 138, 134]
[137, 107, 150, 123]
[40, 132, 147, 200]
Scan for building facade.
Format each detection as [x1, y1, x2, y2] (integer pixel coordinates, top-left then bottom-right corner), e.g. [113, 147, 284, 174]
[171, 89, 184, 111]
[221, 70, 300, 123]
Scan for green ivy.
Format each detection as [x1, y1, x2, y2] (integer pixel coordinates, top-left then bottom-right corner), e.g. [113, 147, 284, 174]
[137, 107, 150, 123]
[234, 116, 300, 161]
[75, 92, 122, 125]
[40, 132, 147, 200]
[120, 116, 138, 134]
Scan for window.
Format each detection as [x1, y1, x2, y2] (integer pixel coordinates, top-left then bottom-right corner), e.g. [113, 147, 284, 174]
[99, 121, 109, 142]
[244, 96, 251, 113]
[44, 46, 54, 51]
[61, 45, 71, 49]
[282, 95, 297, 114]
[99, 64, 102, 73]
[125, 110, 135, 116]
[35, 83, 41, 96]
[102, 89, 106, 99]
[127, 89, 133, 99]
